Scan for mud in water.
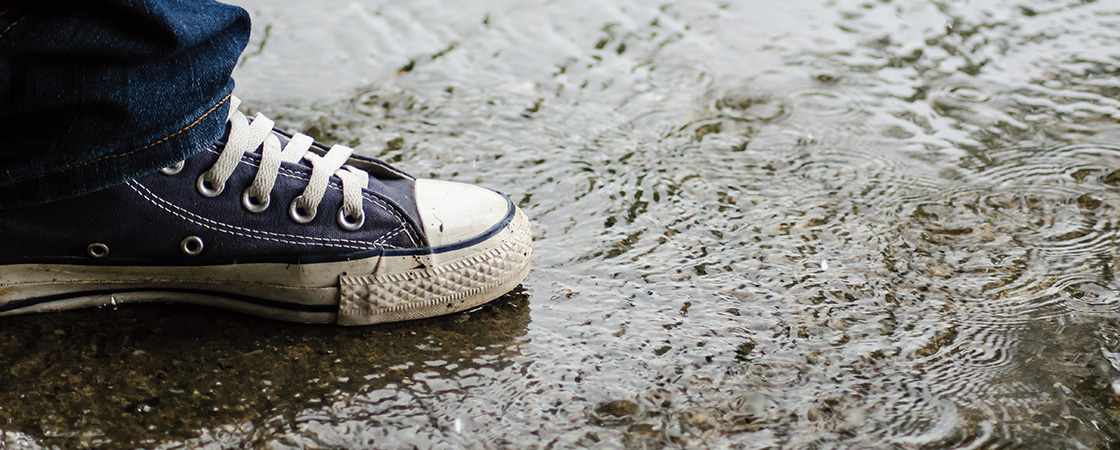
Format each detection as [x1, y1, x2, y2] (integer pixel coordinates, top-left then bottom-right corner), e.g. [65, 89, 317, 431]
[4, 0, 1120, 448]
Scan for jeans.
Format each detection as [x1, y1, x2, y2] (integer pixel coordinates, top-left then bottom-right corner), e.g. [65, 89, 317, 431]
[0, 0, 250, 209]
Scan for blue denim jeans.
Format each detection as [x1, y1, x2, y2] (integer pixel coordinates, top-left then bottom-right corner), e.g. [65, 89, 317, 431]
[0, 0, 249, 209]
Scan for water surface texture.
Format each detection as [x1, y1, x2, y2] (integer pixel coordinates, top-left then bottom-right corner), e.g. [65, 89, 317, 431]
[4, 0, 1120, 448]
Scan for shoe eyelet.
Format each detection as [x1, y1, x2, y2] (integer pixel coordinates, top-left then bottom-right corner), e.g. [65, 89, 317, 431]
[288, 197, 316, 224]
[87, 243, 110, 258]
[196, 172, 224, 197]
[337, 207, 365, 231]
[241, 188, 270, 213]
[160, 160, 185, 175]
[181, 236, 204, 256]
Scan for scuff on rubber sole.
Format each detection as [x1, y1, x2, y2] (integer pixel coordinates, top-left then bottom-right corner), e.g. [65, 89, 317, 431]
[0, 209, 532, 325]
[337, 208, 532, 325]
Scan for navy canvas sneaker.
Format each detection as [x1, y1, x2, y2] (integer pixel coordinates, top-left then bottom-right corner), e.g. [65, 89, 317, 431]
[0, 97, 532, 325]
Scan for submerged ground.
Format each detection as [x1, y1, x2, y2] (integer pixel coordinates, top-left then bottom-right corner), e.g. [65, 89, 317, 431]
[4, 0, 1120, 448]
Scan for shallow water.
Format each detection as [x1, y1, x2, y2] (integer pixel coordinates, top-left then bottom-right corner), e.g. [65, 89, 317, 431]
[4, 0, 1120, 448]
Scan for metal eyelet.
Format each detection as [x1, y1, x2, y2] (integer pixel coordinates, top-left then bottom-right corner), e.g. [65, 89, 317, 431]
[159, 160, 185, 175]
[241, 188, 270, 213]
[337, 207, 365, 231]
[181, 236, 204, 256]
[87, 243, 110, 258]
[196, 172, 224, 197]
[288, 197, 316, 224]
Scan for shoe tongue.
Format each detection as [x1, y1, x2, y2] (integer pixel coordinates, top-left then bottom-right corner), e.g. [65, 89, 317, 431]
[237, 116, 316, 168]
[236, 115, 397, 182]
[269, 129, 295, 149]
[240, 115, 294, 152]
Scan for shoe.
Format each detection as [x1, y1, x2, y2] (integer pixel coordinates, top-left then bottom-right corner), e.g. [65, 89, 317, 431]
[0, 97, 532, 325]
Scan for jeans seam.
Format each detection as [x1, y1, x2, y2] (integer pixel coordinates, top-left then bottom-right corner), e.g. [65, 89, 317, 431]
[0, 93, 232, 189]
[0, 12, 30, 40]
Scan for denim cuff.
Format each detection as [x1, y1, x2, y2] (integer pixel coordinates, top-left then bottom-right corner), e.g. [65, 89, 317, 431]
[0, 88, 232, 209]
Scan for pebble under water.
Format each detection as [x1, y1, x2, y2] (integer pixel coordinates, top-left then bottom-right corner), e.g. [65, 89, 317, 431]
[3, 0, 1120, 448]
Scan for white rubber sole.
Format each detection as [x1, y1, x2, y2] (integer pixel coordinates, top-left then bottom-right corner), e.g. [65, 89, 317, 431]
[0, 208, 532, 325]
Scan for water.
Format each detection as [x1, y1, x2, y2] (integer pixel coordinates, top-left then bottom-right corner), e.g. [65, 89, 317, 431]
[3, 0, 1120, 448]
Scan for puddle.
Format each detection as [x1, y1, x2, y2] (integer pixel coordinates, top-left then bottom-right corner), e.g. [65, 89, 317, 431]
[3, 0, 1120, 448]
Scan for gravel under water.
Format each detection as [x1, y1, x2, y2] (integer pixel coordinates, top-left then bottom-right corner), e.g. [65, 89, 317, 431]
[3, 0, 1120, 448]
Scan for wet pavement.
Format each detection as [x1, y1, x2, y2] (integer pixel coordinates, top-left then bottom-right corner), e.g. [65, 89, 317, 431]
[4, 0, 1120, 448]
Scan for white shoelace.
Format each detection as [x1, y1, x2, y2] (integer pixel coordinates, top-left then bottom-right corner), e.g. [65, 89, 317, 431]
[196, 96, 369, 230]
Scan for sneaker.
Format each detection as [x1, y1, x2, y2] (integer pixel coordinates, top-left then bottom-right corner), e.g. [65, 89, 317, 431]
[0, 97, 532, 325]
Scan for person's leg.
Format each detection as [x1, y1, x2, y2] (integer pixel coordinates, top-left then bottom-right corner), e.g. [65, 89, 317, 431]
[0, 0, 249, 209]
[0, 1, 532, 325]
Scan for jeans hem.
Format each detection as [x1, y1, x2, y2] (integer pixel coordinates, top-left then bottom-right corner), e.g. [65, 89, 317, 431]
[0, 88, 233, 210]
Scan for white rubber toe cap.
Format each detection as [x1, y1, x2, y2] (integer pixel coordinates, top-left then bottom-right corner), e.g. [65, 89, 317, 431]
[413, 178, 511, 248]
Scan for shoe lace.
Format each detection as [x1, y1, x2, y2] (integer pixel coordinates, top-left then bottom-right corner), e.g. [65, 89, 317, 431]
[197, 96, 368, 229]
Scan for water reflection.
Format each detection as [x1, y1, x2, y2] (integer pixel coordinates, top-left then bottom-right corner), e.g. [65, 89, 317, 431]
[0, 290, 530, 448]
